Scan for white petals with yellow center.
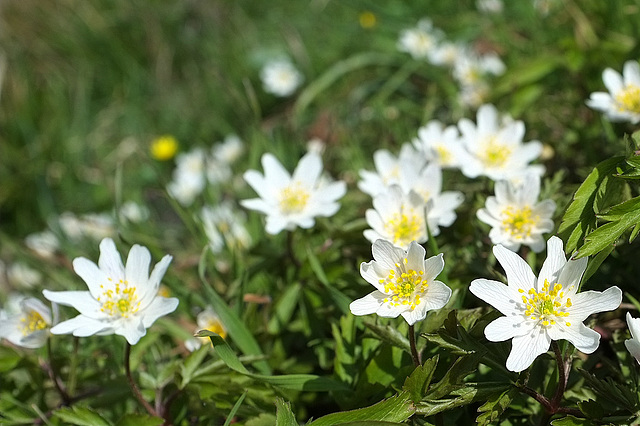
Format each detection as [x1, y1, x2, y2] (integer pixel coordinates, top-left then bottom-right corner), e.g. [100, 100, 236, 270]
[350, 240, 451, 326]
[587, 60, 640, 124]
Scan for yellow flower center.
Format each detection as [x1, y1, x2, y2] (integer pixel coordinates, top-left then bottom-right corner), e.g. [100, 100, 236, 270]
[379, 258, 428, 310]
[20, 310, 47, 336]
[97, 278, 140, 318]
[359, 11, 376, 28]
[502, 206, 538, 240]
[385, 210, 423, 247]
[519, 280, 573, 327]
[279, 184, 310, 214]
[150, 135, 178, 161]
[479, 137, 511, 168]
[615, 85, 640, 113]
[435, 145, 453, 166]
[203, 318, 226, 339]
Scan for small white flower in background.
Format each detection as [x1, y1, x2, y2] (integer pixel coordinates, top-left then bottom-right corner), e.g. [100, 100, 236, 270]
[430, 41, 466, 67]
[477, 174, 555, 252]
[59, 212, 115, 241]
[185, 306, 227, 352]
[212, 134, 244, 165]
[201, 202, 251, 253]
[167, 148, 207, 206]
[457, 104, 544, 181]
[43, 238, 179, 345]
[25, 231, 60, 259]
[413, 120, 466, 169]
[458, 81, 491, 109]
[364, 185, 429, 250]
[452, 51, 505, 87]
[625, 313, 640, 364]
[260, 59, 303, 97]
[7, 262, 42, 289]
[358, 144, 426, 197]
[119, 201, 149, 224]
[469, 236, 622, 372]
[0, 297, 54, 349]
[397, 18, 443, 62]
[586, 60, 640, 124]
[477, 0, 504, 13]
[350, 240, 451, 325]
[241, 152, 346, 235]
[306, 138, 326, 155]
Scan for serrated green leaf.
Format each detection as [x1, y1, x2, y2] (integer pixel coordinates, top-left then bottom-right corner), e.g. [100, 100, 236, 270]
[476, 387, 517, 426]
[550, 415, 593, 426]
[630, 223, 640, 243]
[425, 352, 485, 400]
[402, 356, 439, 402]
[275, 398, 297, 426]
[307, 391, 415, 426]
[364, 321, 410, 354]
[53, 406, 112, 426]
[577, 368, 637, 411]
[416, 383, 507, 416]
[196, 330, 349, 391]
[116, 414, 164, 426]
[558, 156, 625, 253]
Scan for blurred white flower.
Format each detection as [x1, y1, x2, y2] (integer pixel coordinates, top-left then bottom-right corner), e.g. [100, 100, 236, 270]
[167, 148, 207, 206]
[430, 41, 466, 67]
[260, 59, 303, 97]
[212, 135, 244, 165]
[119, 201, 149, 224]
[457, 104, 544, 180]
[625, 313, 640, 364]
[186, 306, 227, 352]
[25, 231, 60, 259]
[397, 19, 443, 61]
[43, 238, 178, 345]
[470, 236, 622, 372]
[0, 297, 53, 349]
[59, 212, 115, 241]
[358, 144, 426, 197]
[7, 262, 42, 290]
[586, 60, 640, 124]
[364, 185, 429, 250]
[477, 174, 555, 252]
[477, 0, 504, 13]
[201, 202, 251, 253]
[413, 120, 466, 169]
[241, 152, 346, 235]
[453, 51, 505, 87]
[306, 138, 326, 155]
[458, 81, 491, 108]
[350, 240, 451, 325]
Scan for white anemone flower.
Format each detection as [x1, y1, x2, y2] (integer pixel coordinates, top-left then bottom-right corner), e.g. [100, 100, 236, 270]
[167, 148, 207, 206]
[25, 230, 60, 259]
[201, 202, 251, 253]
[397, 19, 443, 62]
[625, 313, 640, 364]
[0, 297, 54, 349]
[358, 144, 426, 197]
[469, 236, 622, 372]
[476, 174, 555, 252]
[364, 185, 429, 250]
[260, 59, 303, 97]
[43, 238, 179, 345]
[241, 152, 346, 235]
[586, 60, 640, 124]
[350, 239, 451, 325]
[413, 120, 466, 169]
[185, 306, 227, 352]
[457, 104, 544, 181]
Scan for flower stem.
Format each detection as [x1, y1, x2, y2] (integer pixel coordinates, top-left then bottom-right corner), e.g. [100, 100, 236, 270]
[408, 324, 421, 367]
[286, 230, 301, 268]
[124, 342, 159, 417]
[550, 341, 571, 410]
[46, 337, 71, 405]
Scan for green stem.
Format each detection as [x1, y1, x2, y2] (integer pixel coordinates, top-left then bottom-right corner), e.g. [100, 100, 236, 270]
[286, 230, 301, 269]
[408, 324, 421, 367]
[124, 342, 158, 417]
[46, 337, 71, 405]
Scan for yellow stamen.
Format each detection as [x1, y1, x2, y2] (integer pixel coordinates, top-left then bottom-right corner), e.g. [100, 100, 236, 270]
[615, 85, 640, 113]
[279, 184, 310, 214]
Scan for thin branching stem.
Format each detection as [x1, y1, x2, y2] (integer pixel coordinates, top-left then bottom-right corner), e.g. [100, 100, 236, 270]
[46, 337, 71, 405]
[124, 342, 159, 418]
[408, 324, 421, 366]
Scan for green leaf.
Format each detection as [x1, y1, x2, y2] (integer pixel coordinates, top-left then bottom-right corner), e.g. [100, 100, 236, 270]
[416, 383, 508, 416]
[267, 282, 301, 334]
[425, 352, 485, 400]
[196, 330, 349, 391]
[307, 392, 415, 426]
[558, 156, 624, 253]
[199, 252, 271, 375]
[0, 346, 21, 372]
[550, 416, 593, 426]
[577, 368, 637, 411]
[115, 414, 164, 426]
[275, 398, 297, 426]
[306, 246, 352, 314]
[364, 321, 411, 354]
[53, 406, 112, 426]
[224, 392, 248, 426]
[180, 345, 210, 389]
[580, 244, 614, 284]
[402, 356, 439, 402]
[475, 387, 517, 426]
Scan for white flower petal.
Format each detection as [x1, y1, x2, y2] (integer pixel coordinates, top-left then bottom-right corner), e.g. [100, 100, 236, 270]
[72, 257, 110, 298]
[548, 323, 600, 354]
[114, 318, 147, 345]
[401, 305, 428, 325]
[484, 315, 533, 342]
[422, 280, 451, 310]
[537, 236, 566, 288]
[372, 240, 405, 270]
[50, 315, 112, 337]
[98, 238, 125, 282]
[627, 312, 640, 341]
[126, 244, 151, 290]
[240, 198, 272, 215]
[469, 278, 520, 316]
[422, 254, 445, 282]
[625, 338, 640, 364]
[493, 244, 536, 292]
[557, 256, 588, 290]
[141, 297, 179, 328]
[261, 153, 291, 188]
[292, 152, 322, 187]
[567, 286, 622, 322]
[42, 290, 101, 317]
[602, 68, 623, 94]
[506, 328, 551, 372]
[350, 291, 385, 316]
